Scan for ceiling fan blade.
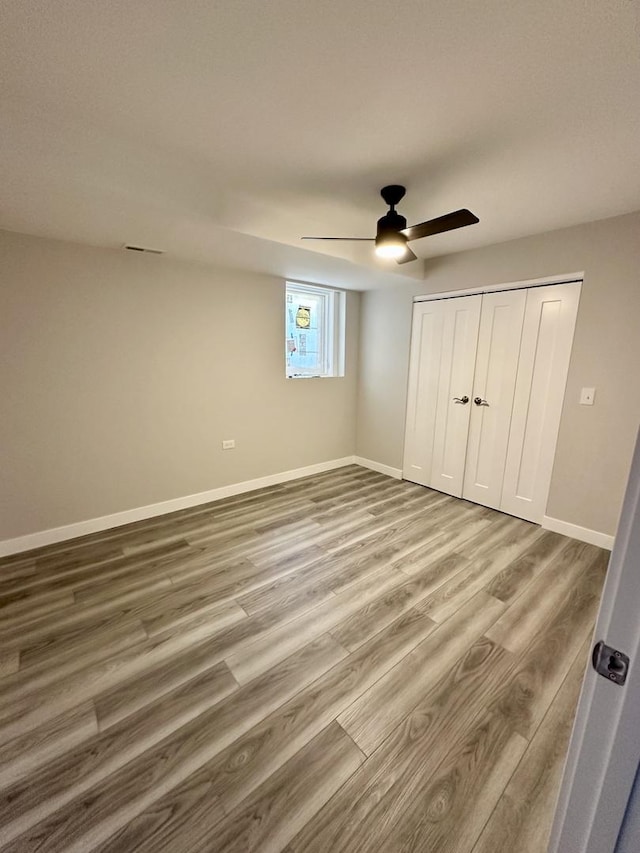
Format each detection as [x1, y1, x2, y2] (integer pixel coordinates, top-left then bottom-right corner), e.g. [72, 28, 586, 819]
[402, 209, 479, 242]
[396, 246, 418, 264]
[301, 237, 375, 241]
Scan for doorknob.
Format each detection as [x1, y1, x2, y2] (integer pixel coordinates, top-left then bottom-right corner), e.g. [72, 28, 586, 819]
[453, 396, 469, 404]
[474, 397, 489, 406]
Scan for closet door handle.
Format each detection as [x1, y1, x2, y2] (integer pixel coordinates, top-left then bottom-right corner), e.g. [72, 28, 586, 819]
[453, 396, 469, 404]
[474, 397, 489, 406]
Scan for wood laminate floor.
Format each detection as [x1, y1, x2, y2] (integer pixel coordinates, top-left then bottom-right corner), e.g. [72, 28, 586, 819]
[0, 466, 609, 852]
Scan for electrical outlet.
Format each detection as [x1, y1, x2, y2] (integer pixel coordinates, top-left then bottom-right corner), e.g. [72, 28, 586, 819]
[222, 439, 235, 450]
[580, 387, 596, 406]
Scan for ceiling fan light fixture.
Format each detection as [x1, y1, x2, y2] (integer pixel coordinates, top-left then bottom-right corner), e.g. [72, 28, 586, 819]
[375, 231, 408, 259]
[300, 184, 479, 266]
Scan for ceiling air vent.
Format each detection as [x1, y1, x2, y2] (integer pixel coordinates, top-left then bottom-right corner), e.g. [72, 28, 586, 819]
[123, 244, 164, 255]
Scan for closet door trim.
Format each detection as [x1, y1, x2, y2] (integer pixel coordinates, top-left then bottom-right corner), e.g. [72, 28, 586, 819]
[414, 272, 583, 304]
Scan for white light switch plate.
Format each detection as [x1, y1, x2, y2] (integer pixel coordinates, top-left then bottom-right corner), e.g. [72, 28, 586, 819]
[222, 439, 235, 449]
[580, 387, 596, 406]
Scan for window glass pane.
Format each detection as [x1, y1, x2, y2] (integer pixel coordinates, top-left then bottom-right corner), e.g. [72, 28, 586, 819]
[286, 290, 324, 375]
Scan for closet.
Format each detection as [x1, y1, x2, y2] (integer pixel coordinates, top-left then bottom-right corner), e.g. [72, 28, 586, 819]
[403, 280, 581, 523]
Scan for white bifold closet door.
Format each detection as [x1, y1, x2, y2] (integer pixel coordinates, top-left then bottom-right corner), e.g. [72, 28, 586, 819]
[403, 281, 580, 523]
[462, 289, 526, 509]
[403, 295, 481, 495]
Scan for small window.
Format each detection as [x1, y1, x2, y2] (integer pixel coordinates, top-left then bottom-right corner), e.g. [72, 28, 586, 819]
[285, 282, 345, 378]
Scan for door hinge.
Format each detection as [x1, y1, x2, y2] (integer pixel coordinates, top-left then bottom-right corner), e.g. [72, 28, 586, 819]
[592, 641, 630, 686]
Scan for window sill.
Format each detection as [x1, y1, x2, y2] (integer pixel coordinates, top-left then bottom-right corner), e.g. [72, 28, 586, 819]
[286, 374, 345, 380]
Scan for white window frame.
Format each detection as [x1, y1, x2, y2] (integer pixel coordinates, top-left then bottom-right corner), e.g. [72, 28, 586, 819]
[285, 282, 345, 379]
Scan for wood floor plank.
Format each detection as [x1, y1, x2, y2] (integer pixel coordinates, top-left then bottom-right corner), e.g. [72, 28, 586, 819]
[486, 538, 606, 653]
[471, 637, 591, 853]
[392, 516, 492, 575]
[485, 529, 568, 603]
[1, 636, 347, 852]
[416, 555, 500, 623]
[0, 702, 97, 788]
[165, 552, 317, 602]
[318, 499, 450, 555]
[0, 663, 238, 847]
[0, 590, 75, 625]
[250, 495, 466, 605]
[288, 635, 515, 853]
[94, 645, 238, 731]
[225, 566, 404, 684]
[141, 597, 246, 640]
[314, 487, 428, 521]
[166, 502, 362, 588]
[92, 607, 437, 852]
[0, 541, 192, 598]
[0, 577, 246, 657]
[215, 608, 436, 814]
[0, 652, 19, 678]
[94, 772, 224, 853]
[71, 573, 173, 613]
[331, 552, 470, 651]
[0, 613, 253, 745]
[33, 543, 125, 574]
[412, 514, 543, 598]
[18, 616, 148, 671]
[237, 568, 337, 617]
[338, 591, 506, 755]
[170, 723, 364, 853]
[196, 520, 321, 565]
[410, 518, 542, 626]
[376, 709, 528, 853]
[0, 558, 335, 727]
[487, 549, 608, 740]
[0, 559, 36, 582]
[365, 488, 449, 517]
[71, 566, 176, 606]
[0, 469, 608, 853]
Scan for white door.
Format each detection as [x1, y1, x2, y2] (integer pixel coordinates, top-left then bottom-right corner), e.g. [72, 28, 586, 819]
[462, 289, 526, 509]
[548, 427, 640, 853]
[403, 295, 481, 494]
[501, 282, 581, 522]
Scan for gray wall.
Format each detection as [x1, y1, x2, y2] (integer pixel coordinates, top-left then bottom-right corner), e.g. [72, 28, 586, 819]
[3, 210, 639, 543]
[356, 210, 640, 537]
[0, 230, 360, 540]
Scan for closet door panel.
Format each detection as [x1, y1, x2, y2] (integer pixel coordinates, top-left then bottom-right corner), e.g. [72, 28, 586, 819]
[501, 282, 581, 522]
[431, 296, 481, 497]
[402, 305, 445, 487]
[403, 295, 481, 496]
[462, 289, 526, 509]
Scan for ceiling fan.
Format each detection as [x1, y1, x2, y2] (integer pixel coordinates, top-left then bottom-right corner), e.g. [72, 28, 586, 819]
[301, 185, 479, 264]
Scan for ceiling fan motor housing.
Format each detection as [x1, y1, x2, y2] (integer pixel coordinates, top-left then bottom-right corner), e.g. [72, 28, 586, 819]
[376, 210, 407, 239]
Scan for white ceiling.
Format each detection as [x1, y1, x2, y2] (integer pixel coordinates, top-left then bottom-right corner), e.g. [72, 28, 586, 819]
[1, 0, 639, 290]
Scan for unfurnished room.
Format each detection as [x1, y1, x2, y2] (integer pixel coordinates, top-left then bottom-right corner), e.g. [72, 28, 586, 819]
[1, 2, 640, 852]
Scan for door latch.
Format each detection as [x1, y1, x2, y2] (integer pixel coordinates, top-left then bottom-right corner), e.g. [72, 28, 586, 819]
[592, 641, 630, 686]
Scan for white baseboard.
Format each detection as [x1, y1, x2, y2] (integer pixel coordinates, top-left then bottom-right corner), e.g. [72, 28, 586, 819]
[8, 458, 609, 559]
[0, 456, 356, 558]
[542, 515, 615, 551]
[354, 456, 403, 480]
